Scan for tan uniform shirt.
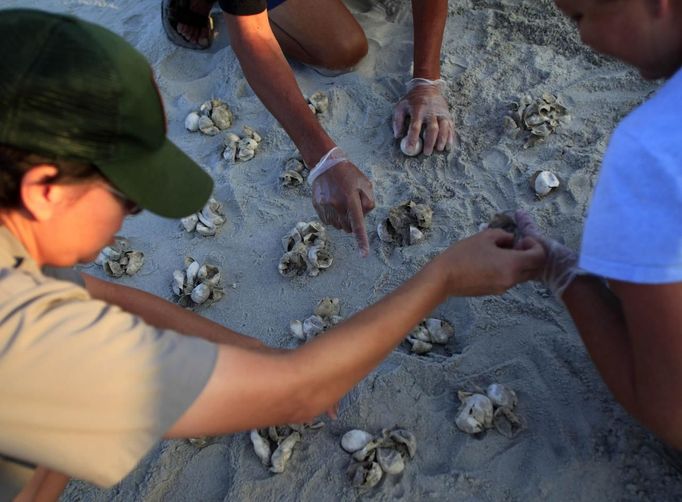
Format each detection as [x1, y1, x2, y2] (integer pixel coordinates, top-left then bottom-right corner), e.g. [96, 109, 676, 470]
[0, 227, 217, 488]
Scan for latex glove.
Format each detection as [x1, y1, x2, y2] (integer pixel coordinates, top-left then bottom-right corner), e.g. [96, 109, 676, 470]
[310, 147, 375, 256]
[512, 210, 582, 298]
[393, 78, 456, 156]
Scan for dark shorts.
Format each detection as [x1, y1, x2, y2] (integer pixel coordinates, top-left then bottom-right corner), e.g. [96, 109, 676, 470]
[267, 0, 287, 9]
[219, 0, 288, 15]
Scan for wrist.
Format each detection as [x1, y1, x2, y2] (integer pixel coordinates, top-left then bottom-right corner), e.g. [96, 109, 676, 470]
[307, 146, 348, 186]
[406, 77, 446, 93]
[421, 258, 450, 302]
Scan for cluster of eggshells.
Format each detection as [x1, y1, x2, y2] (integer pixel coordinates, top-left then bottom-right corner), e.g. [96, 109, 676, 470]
[222, 125, 262, 163]
[185, 99, 234, 136]
[405, 318, 454, 354]
[306, 91, 329, 115]
[180, 197, 226, 236]
[378, 200, 433, 246]
[278, 221, 333, 277]
[250, 422, 324, 474]
[505, 93, 570, 148]
[280, 157, 308, 188]
[95, 236, 144, 278]
[530, 170, 560, 197]
[171, 257, 223, 308]
[455, 383, 522, 439]
[341, 427, 417, 490]
[289, 297, 343, 343]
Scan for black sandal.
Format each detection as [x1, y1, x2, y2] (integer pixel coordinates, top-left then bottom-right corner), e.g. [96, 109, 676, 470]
[161, 0, 215, 50]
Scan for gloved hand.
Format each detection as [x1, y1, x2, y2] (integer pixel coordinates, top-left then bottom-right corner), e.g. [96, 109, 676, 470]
[310, 147, 375, 257]
[512, 209, 582, 299]
[393, 78, 456, 156]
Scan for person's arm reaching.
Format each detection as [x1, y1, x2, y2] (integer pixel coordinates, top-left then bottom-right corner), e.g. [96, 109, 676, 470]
[81, 273, 268, 350]
[224, 11, 374, 255]
[166, 229, 545, 436]
[515, 210, 682, 448]
[394, 0, 454, 155]
[563, 278, 682, 448]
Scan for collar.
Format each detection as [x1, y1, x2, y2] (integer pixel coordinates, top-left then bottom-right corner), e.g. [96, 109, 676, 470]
[0, 226, 41, 275]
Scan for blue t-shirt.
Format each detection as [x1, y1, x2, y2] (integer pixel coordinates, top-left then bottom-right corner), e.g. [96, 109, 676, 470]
[579, 68, 682, 284]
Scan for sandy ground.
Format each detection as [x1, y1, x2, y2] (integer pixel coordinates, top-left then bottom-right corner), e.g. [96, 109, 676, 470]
[6, 0, 682, 500]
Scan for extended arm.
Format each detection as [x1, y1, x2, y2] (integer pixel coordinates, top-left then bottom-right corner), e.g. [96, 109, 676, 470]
[167, 230, 545, 436]
[562, 278, 682, 447]
[224, 11, 374, 252]
[412, 0, 447, 79]
[394, 0, 454, 155]
[81, 273, 267, 350]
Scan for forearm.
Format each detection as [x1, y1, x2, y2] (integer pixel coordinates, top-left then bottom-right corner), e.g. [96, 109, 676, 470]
[82, 274, 265, 349]
[411, 0, 447, 79]
[225, 13, 335, 166]
[288, 261, 447, 417]
[169, 262, 447, 436]
[562, 276, 639, 413]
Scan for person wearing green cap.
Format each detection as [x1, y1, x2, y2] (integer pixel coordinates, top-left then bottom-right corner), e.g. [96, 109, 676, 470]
[0, 9, 545, 501]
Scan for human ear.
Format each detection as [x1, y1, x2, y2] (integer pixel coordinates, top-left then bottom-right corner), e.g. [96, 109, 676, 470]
[20, 165, 64, 221]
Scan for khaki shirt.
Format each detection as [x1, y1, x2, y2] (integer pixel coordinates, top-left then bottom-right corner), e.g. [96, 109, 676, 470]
[0, 227, 217, 488]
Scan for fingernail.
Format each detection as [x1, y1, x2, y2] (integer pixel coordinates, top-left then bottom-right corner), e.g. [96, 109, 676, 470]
[359, 248, 369, 258]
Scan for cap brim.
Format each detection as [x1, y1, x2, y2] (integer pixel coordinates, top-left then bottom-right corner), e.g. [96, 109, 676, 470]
[97, 139, 213, 218]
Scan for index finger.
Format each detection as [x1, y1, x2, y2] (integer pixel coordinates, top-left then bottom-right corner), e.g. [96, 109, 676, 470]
[347, 192, 370, 257]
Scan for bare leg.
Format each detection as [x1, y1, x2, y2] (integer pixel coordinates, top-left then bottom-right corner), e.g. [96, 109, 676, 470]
[267, 0, 368, 70]
[13, 467, 69, 502]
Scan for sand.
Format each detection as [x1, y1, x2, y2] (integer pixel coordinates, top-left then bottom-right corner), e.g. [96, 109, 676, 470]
[6, 0, 682, 500]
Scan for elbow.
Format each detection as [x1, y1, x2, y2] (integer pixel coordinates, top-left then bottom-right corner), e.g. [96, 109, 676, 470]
[275, 359, 329, 424]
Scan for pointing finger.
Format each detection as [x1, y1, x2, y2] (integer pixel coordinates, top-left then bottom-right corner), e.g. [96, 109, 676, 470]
[348, 192, 370, 257]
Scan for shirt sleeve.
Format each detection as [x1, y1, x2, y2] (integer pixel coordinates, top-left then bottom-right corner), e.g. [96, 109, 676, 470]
[0, 272, 217, 487]
[579, 128, 682, 283]
[218, 0, 267, 15]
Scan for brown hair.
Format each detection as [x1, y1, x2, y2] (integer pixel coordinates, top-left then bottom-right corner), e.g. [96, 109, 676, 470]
[0, 144, 100, 210]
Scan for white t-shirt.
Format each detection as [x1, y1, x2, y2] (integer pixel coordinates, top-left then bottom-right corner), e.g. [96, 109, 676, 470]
[579, 68, 682, 284]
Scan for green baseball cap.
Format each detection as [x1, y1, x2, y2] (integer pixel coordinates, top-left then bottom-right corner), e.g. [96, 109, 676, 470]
[0, 9, 213, 218]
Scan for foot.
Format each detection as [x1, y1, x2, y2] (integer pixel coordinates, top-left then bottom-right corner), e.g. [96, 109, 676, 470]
[177, 0, 214, 48]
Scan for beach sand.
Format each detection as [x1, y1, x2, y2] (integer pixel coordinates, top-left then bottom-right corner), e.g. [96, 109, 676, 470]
[7, 0, 682, 500]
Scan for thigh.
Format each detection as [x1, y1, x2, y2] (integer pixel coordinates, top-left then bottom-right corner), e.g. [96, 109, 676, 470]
[268, 0, 368, 69]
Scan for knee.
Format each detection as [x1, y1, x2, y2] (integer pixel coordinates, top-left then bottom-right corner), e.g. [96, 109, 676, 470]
[318, 29, 368, 70]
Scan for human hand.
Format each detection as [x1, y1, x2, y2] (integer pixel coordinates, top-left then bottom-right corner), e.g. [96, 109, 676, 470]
[512, 210, 581, 298]
[431, 228, 546, 297]
[310, 149, 375, 257]
[393, 78, 456, 156]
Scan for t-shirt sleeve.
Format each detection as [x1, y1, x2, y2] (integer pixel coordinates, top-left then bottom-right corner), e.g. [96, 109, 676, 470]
[218, 0, 267, 15]
[0, 273, 217, 487]
[579, 128, 682, 283]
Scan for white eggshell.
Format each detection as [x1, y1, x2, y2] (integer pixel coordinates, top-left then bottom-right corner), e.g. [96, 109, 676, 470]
[400, 136, 423, 157]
